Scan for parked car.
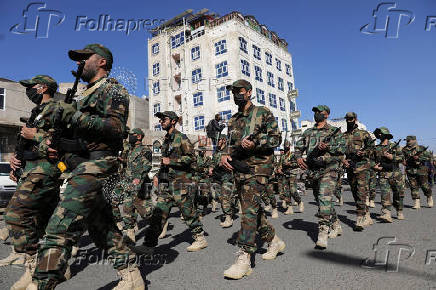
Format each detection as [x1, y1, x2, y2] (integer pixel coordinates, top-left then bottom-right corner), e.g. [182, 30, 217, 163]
[0, 162, 16, 208]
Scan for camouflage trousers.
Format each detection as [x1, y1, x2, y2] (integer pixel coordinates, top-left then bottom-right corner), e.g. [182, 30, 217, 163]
[311, 170, 338, 227]
[347, 169, 370, 217]
[263, 178, 278, 208]
[144, 181, 203, 247]
[5, 159, 61, 256]
[407, 173, 432, 200]
[334, 174, 342, 200]
[369, 169, 377, 201]
[33, 157, 135, 289]
[278, 174, 302, 204]
[235, 175, 275, 254]
[214, 174, 237, 216]
[379, 170, 405, 211]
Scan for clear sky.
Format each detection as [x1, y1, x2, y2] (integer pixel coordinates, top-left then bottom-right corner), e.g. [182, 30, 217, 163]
[1, 0, 435, 149]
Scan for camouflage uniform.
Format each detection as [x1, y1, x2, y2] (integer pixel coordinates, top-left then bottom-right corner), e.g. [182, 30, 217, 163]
[5, 76, 62, 257]
[144, 127, 204, 247]
[33, 73, 134, 289]
[402, 138, 433, 200]
[264, 169, 278, 208]
[369, 168, 377, 202]
[278, 150, 302, 205]
[226, 103, 281, 254]
[211, 150, 237, 216]
[193, 152, 212, 213]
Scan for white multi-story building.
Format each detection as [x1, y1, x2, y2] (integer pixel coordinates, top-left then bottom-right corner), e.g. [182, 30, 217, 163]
[147, 10, 301, 148]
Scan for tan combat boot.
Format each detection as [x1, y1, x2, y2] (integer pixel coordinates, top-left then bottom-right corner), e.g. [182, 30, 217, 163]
[281, 200, 287, 209]
[338, 196, 343, 206]
[328, 220, 343, 238]
[397, 210, 404, 220]
[284, 205, 294, 215]
[380, 209, 393, 223]
[262, 235, 286, 260]
[271, 208, 279, 219]
[220, 215, 233, 228]
[264, 205, 272, 212]
[113, 266, 145, 290]
[223, 250, 252, 279]
[71, 246, 79, 257]
[25, 282, 37, 290]
[354, 216, 365, 231]
[0, 248, 26, 267]
[412, 199, 421, 209]
[238, 201, 243, 214]
[297, 201, 304, 213]
[116, 222, 124, 231]
[364, 212, 374, 226]
[211, 200, 218, 212]
[125, 229, 136, 243]
[0, 226, 9, 241]
[11, 254, 36, 290]
[365, 196, 370, 207]
[316, 225, 329, 249]
[187, 232, 208, 252]
[427, 196, 434, 208]
[158, 221, 169, 239]
[369, 200, 375, 208]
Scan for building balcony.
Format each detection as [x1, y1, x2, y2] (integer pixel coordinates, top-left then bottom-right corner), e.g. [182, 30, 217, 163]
[291, 129, 302, 136]
[287, 89, 298, 99]
[289, 110, 301, 119]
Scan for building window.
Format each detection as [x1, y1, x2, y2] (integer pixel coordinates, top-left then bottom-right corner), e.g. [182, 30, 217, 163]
[215, 39, 227, 55]
[282, 119, 288, 131]
[152, 81, 160, 95]
[279, 98, 286, 111]
[153, 103, 161, 114]
[219, 110, 232, 122]
[255, 66, 263, 82]
[152, 43, 159, 55]
[278, 77, 284, 91]
[276, 58, 282, 71]
[253, 45, 261, 60]
[217, 86, 230, 102]
[152, 63, 159, 76]
[193, 92, 204, 107]
[285, 64, 292, 76]
[269, 93, 277, 108]
[171, 32, 185, 49]
[216, 61, 228, 78]
[241, 59, 250, 77]
[191, 46, 200, 60]
[256, 88, 265, 105]
[290, 100, 296, 112]
[267, 72, 275, 87]
[192, 68, 202, 84]
[291, 120, 298, 130]
[265, 52, 272, 65]
[0, 88, 4, 110]
[239, 37, 247, 53]
[194, 116, 205, 131]
[154, 124, 161, 131]
[287, 81, 294, 92]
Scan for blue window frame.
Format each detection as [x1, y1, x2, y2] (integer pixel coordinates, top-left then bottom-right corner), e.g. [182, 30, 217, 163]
[291, 120, 298, 130]
[267, 72, 275, 87]
[194, 116, 205, 131]
[192, 68, 202, 84]
[281, 119, 288, 131]
[153, 103, 160, 114]
[285, 64, 292, 76]
[152, 81, 160, 95]
[239, 37, 247, 53]
[152, 63, 159, 76]
[279, 97, 286, 111]
[154, 124, 161, 131]
[171, 32, 185, 49]
[269, 93, 277, 108]
[241, 59, 250, 77]
[215, 39, 227, 55]
[217, 86, 230, 102]
[256, 88, 265, 105]
[287, 81, 293, 92]
[265, 52, 272, 65]
[253, 45, 261, 60]
[216, 61, 228, 78]
[193, 92, 203, 107]
[278, 77, 284, 91]
[191, 46, 200, 60]
[290, 100, 296, 112]
[255, 66, 263, 82]
[276, 58, 282, 71]
[219, 110, 232, 122]
[152, 43, 159, 54]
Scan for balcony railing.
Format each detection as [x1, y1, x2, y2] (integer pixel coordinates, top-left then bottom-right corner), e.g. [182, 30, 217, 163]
[289, 110, 301, 119]
[288, 89, 298, 98]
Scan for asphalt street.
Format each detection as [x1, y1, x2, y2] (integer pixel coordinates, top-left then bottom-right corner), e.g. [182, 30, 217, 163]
[1, 186, 436, 289]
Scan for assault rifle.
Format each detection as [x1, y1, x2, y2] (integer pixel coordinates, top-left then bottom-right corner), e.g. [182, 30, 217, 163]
[376, 139, 403, 171]
[406, 146, 429, 168]
[348, 138, 376, 169]
[306, 127, 341, 170]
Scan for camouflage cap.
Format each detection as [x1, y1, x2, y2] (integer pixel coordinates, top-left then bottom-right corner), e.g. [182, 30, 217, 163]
[69, 43, 113, 70]
[155, 111, 179, 121]
[19, 75, 58, 92]
[344, 112, 357, 119]
[312, 105, 330, 114]
[406, 135, 416, 141]
[226, 79, 252, 92]
[374, 127, 393, 139]
[131, 128, 145, 137]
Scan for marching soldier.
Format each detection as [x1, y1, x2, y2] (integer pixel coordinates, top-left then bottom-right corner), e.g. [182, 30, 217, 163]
[373, 127, 405, 222]
[295, 105, 346, 249]
[220, 79, 285, 279]
[402, 135, 433, 208]
[368, 168, 377, 208]
[29, 44, 145, 290]
[193, 146, 213, 218]
[342, 112, 375, 231]
[143, 111, 208, 252]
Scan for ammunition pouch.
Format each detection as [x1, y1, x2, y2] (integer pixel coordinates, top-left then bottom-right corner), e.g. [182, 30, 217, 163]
[65, 150, 116, 170]
[22, 150, 39, 161]
[59, 138, 88, 153]
[380, 162, 398, 172]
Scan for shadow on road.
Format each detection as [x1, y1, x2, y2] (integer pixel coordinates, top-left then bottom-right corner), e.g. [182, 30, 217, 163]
[283, 219, 317, 243]
[338, 214, 355, 230]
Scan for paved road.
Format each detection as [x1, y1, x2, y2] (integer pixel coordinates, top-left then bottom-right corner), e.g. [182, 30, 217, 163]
[1, 186, 436, 289]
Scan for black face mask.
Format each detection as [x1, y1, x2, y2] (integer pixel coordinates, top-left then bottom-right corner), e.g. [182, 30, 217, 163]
[233, 93, 247, 108]
[314, 112, 325, 123]
[128, 135, 137, 145]
[26, 87, 43, 105]
[346, 121, 356, 131]
[284, 146, 290, 152]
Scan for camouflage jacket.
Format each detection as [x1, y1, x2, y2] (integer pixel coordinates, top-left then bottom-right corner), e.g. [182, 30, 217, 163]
[226, 104, 281, 177]
[158, 128, 195, 181]
[343, 127, 374, 173]
[374, 141, 404, 173]
[124, 144, 152, 180]
[279, 150, 299, 176]
[193, 154, 212, 180]
[72, 77, 129, 152]
[295, 123, 346, 170]
[402, 145, 431, 175]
